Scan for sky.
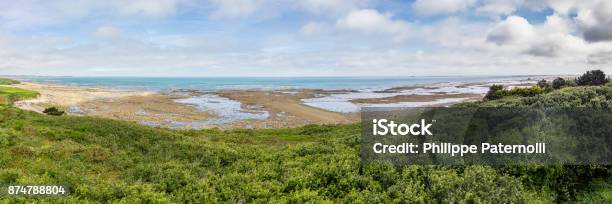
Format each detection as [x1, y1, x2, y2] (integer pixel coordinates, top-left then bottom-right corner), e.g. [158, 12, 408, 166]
[0, 0, 611, 77]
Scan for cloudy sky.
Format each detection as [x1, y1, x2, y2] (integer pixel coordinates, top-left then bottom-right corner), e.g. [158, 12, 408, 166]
[0, 0, 611, 76]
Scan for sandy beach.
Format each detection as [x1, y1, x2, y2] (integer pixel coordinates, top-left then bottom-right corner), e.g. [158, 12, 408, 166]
[10, 82, 154, 112]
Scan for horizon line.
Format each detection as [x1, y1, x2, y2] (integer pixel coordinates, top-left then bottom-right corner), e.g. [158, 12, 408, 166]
[0, 74, 580, 78]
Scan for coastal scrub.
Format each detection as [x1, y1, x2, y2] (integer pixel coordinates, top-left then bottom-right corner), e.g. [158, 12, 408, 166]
[0, 78, 19, 85]
[0, 84, 610, 202]
[0, 87, 39, 105]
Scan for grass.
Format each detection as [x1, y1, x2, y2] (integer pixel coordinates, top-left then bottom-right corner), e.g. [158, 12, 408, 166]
[576, 178, 612, 203]
[0, 87, 39, 105]
[0, 87, 39, 98]
[0, 78, 19, 85]
[0, 85, 609, 203]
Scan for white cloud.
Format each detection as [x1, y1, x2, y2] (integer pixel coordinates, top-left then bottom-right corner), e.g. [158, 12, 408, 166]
[300, 21, 329, 35]
[209, 0, 261, 19]
[476, 0, 523, 16]
[208, 0, 369, 19]
[298, 0, 368, 15]
[0, 0, 182, 30]
[540, 14, 570, 34]
[482, 13, 612, 62]
[2, 0, 612, 76]
[413, 0, 477, 16]
[116, 0, 179, 17]
[94, 26, 122, 39]
[336, 9, 411, 42]
[548, 0, 576, 15]
[486, 16, 535, 45]
[587, 51, 612, 65]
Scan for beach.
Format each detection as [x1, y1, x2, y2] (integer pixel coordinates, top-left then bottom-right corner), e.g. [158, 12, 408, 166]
[6, 76, 553, 129]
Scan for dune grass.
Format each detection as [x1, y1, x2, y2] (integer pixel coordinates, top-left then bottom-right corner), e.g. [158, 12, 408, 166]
[0, 87, 39, 105]
[0, 78, 19, 85]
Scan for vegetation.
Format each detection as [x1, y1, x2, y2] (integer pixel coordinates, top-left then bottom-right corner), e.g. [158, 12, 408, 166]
[486, 70, 611, 101]
[537, 79, 547, 87]
[0, 77, 610, 202]
[0, 87, 39, 105]
[484, 84, 504, 100]
[504, 86, 545, 97]
[0, 78, 20, 85]
[552, 77, 567, 89]
[485, 85, 545, 101]
[42, 107, 65, 116]
[0, 106, 556, 203]
[576, 69, 609, 86]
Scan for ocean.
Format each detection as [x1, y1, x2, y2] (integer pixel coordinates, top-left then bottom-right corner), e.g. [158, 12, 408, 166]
[11, 75, 534, 91]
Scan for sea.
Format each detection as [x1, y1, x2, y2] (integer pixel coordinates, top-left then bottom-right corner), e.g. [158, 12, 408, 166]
[10, 75, 536, 91]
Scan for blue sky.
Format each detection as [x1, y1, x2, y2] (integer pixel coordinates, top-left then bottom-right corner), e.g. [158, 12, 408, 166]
[0, 0, 611, 76]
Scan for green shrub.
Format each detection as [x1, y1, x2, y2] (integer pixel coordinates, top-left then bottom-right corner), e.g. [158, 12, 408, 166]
[505, 86, 545, 97]
[537, 79, 548, 87]
[486, 85, 545, 101]
[0, 170, 20, 183]
[552, 77, 567, 89]
[576, 70, 609, 86]
[43, 107, 65, 116]
[484, 85, 504, 100]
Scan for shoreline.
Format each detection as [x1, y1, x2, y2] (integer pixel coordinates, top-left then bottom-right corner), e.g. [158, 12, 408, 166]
[5, 76, 558, 129]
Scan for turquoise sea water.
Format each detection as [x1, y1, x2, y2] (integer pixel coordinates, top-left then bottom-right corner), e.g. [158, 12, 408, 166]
[11, 76, 535, 91]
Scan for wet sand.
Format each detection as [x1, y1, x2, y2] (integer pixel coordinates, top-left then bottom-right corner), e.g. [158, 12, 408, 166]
[78, 94, 215, 127]
[8, 82, 494, 129]
[9, 82, 360, 128]
[218, 89, 359, 128]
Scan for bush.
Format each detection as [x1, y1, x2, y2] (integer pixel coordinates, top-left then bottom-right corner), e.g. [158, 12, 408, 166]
[43, 107, 65, 116]
[486, 85, 545, 100]
[537, 79, 548, 87]
[505, 86, 545, 97]
[575, 70, 609, 86]
[552, 77, 566, 89]
[484, 85, 504, 101]
[537, 79, 553, 92]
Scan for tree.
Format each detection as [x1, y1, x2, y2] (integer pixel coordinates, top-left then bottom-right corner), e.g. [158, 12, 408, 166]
[575, 70, 609, 86]
[552, 77, 566, 89]
[43, 107, 65, 116]
[484, 85, 504, 101]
